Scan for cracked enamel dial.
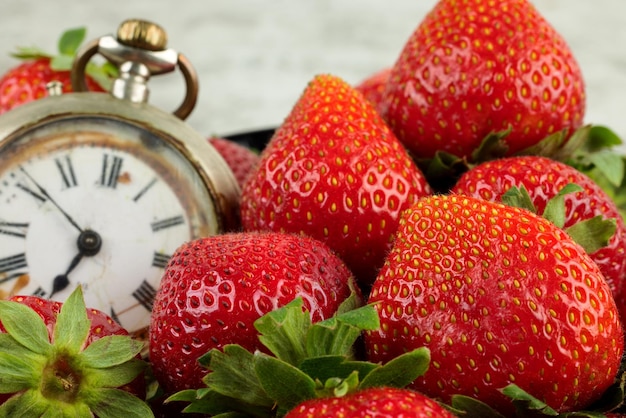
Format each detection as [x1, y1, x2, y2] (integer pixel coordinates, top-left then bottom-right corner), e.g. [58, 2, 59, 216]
[0, 97, 240, 338]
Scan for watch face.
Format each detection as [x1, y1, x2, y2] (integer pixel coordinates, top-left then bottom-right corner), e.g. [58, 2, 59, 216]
[0, 115, 220, 336]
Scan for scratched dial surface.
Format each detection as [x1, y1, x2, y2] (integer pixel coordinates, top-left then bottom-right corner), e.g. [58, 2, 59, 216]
[0, 116, 217, 335]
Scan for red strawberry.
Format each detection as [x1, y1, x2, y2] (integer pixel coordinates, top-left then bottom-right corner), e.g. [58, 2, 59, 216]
[380, 0, 585, 160]
[365, 194, 623, 414]
[0, 27, 110, 114]
[0, 286, 151, 416]
[149, 231, 359, 393]
[208, 136, 260, 189]
[240, 74, 432, 286]
[354, 67, 391, 109]
[285, 387, 455, 418]
[451, 155, 626, 299]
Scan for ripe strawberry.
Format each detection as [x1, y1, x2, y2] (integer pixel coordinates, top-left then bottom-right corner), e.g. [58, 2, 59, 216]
[240, 74, 432, 286]
[208, 136, 260, 189]
[165, 296, 433, 416]
[149, 231, 359, 393]
[354, 67, 391, 109]
[0, 27, 110, 114]
[0, 286, 151, 416]
[380, 0, 585, 160]
[285, 387, 455, 418]
[365, 194, 624, 414]
[451, 155, 626, 299]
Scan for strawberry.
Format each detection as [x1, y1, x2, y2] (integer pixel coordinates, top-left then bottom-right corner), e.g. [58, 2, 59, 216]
[0, 27, 111, 114]
[166, 297, 433, 417]
[365, 194, 624, 414]
[451, 155, 626, 300]
[0, 286, 152, 416]
[285, 387, 455, 418]
[380, 0, 585, 161]
[208, 136, 260, 189]
[354, 67, 391, 109]
[149, 231, 359, 393]
[240, 74, 432, 287]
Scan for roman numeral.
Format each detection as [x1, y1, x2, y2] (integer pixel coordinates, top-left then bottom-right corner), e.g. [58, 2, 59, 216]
[152, 251, 171, 269]
[32, 287, 47, 298]
[109, 308, 121, 325]
[151, 215, 185, 232]
[132, 280, 157, 311]
[55, 155, 78, 188]
[0, 221, 28, 238]
[16, 183, 46, 203]
[99, 154, 123, 189]
[0, 253, 27, 284]
[133, 178, 157, 202]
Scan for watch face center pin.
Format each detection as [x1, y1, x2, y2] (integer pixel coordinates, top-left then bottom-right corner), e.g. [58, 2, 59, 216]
[77, 229, 102, 256]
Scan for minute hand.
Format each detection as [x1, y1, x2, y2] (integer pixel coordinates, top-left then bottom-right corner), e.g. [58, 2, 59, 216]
[19, 166, 84, 233]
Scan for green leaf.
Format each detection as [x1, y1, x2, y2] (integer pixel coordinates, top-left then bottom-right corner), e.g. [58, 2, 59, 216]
[254, 353, 316, 413]
[306, 304, 379, 358]
[586, 125, 623, 150]
[53, 286, 90, 352]
[417, 150, 471, 193]
[254, 298, 310, 365]
[203, 345, 274, 408]
[470, 128, 511, 163]
[565, 125, 625, 190]
[542, 183, 583, 229]
[305, 319, 361, 358]
[298, 355, 378, 383]
[49, 54, 74, 72]
[334, 283, 362, 316]
[587, 151, 625, 187]
[58, 27, 86, 56]
[0, 333, 33, 357]
[81, 335, 144, 368]
[318, 370, 360, 398]
[178, 389, 273, 418]
[86, 359, 146, 388]
[10, 46, 52, 60]
[166, 389, 200, 403]
[516, 129, 568, 159]
[0, 299, 50, 355]
[450, 394, 506, 418]
[501, 185, 537, 214]
[330, 303, 380, 330]
[359, 347, 430, 389]
[89, 388, 154, 418]
[0, 350, 42, 393]
[565, 216, 617, 254]
[500, 384, 559, 416]
[0, 389, 48, 418]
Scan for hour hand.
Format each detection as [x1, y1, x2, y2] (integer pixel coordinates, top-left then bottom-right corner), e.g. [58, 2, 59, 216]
[48, 229, 102, 299]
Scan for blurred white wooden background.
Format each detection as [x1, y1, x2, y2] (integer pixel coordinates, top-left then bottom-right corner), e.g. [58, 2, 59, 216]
[1, 0, 625, 146]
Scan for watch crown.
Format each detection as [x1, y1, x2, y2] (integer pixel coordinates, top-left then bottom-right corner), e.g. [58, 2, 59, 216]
[117, 19, 168, 51]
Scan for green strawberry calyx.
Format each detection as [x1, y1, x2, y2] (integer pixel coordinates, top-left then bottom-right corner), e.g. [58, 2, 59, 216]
[501, 183, 617, 255]
[166, 294, 431, 417]
[0, 286, 153, 418]
[416, 124, 626, 198]
[11, 26, 117, 90]
[450, 380, 626, 417]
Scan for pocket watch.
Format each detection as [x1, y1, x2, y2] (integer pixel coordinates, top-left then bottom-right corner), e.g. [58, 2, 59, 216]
[0, 19, 240, 338]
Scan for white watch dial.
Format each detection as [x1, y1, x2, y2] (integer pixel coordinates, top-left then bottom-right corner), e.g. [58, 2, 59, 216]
[0, 116, 219, 335]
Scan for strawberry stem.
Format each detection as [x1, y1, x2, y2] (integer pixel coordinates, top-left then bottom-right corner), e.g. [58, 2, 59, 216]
[41, 355, 81, 403]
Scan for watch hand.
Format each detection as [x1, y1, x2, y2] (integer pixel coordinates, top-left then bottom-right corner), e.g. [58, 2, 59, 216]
[19, 166, 84, 233]
[49, 251, 83, 299]
[48, 230, 103, 299]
